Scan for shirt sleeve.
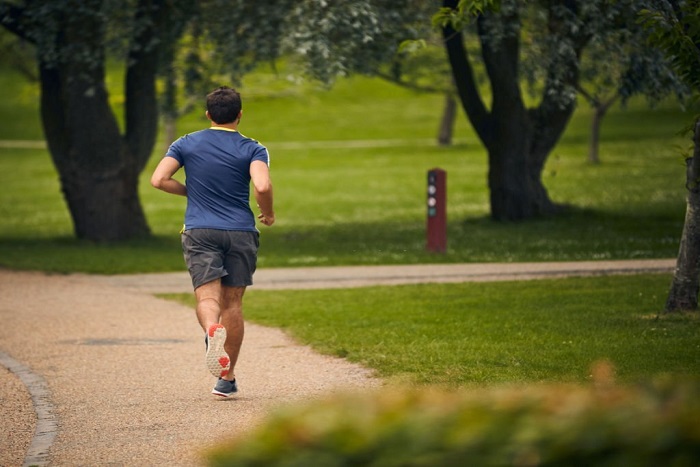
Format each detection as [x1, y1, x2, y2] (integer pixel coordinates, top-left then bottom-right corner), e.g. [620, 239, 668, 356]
[165, 136, 185, 166]
[252, 144, 270, 167]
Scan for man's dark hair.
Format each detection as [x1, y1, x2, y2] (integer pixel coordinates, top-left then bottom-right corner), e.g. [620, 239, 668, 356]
[206, 86, 242, 124]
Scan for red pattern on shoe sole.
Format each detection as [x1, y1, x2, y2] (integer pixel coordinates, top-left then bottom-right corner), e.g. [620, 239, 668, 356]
[206, 324, 230, 378]
[208, 324, 224, 337]
[219, 356, 230, 377]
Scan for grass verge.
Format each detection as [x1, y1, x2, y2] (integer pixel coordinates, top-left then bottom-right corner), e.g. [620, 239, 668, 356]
[163, 273, 700, 387]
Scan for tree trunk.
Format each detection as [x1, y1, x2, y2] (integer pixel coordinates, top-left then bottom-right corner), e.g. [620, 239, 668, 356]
[665, 118, 700, 313]
[437, 91, 457, 146]
[588, 107, 603, 165]
[442, 0, 574, 221]
[486, 104, 533, 219]
[486, 150, 560, 219]
[36, 0, 170, 242]
[40, 63, 151, 242]
[588, 95, 617, 165]
[125, 0, 168, 173]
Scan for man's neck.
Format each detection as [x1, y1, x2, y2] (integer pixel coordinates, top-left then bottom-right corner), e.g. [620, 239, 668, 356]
[210, 122, 238, 131]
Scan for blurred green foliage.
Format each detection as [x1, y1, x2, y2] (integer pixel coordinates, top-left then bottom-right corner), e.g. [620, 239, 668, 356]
[208, 374, 700, 466]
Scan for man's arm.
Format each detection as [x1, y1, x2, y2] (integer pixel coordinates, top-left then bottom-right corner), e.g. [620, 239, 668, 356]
[250, 160, 274, 226]
[151, 156, 187, 196]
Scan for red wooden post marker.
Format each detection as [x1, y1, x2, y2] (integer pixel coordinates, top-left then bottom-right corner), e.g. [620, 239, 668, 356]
[426, 168, 447, 253]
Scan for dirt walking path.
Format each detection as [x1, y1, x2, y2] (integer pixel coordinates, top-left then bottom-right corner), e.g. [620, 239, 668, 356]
[0, 270, 379, 467]
[0, 259, 675, 466]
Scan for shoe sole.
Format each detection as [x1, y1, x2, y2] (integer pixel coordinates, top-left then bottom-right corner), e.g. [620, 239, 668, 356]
[206, 324, 230, 378]
[211, 388, 237, 397]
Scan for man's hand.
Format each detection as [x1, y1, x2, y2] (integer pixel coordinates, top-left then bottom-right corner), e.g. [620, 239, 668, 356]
[257, 212, 275, 226]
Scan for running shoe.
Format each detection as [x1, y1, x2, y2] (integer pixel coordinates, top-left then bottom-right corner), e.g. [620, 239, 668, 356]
[212, 378, 238, 397]
[205, 324, 230, 378]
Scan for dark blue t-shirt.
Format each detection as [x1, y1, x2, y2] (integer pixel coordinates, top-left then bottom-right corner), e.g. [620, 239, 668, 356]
[166, 127, 270, 231]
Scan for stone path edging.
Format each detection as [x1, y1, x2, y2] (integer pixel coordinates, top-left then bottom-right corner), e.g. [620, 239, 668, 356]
[0, 351, 57, 467]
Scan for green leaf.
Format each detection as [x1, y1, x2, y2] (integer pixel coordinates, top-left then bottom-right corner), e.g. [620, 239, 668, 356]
[398, 39, 426, 55]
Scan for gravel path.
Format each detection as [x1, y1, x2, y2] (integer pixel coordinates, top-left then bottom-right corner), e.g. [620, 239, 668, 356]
[0, 259, 675, 466]
[0, 270, 379, 467]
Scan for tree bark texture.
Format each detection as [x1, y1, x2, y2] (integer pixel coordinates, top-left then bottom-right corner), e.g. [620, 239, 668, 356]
[441, 0, 583, 221]
[665, 118, 700, 313]
[587, 96, 617, 165]
[437, 91, 457, 146]
[6, 0, 172, 241]
[40, 61, 151, 242]
[588, 108, 603, 165]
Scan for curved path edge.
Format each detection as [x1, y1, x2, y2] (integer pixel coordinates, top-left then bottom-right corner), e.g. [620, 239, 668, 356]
[0, 351, 57, 467]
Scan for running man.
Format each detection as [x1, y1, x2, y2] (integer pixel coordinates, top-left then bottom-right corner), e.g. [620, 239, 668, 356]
[151, 86, 274, 397]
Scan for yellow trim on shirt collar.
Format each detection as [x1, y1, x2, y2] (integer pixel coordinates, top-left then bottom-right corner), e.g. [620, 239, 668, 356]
[210, 126, 238, 133]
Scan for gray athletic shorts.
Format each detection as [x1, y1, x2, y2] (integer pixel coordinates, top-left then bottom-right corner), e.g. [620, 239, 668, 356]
[181, 229, 259, 289]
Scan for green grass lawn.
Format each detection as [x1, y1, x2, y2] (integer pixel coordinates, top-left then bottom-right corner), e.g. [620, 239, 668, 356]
[0, 64, 693, 272]
[165, 273, 700, 387]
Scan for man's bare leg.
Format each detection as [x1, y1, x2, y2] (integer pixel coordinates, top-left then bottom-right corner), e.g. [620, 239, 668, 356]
[195, 279, 233, 377]
[220, 286, 246, 381]
[194, 279, 222, 332]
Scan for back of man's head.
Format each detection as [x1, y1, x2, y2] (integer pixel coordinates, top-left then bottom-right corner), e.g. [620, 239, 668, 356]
[206, 86, 242, 124]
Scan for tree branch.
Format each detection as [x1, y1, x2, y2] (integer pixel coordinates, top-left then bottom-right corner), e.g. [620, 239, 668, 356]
[477, 8, 523, 114]
[441, 0, 493, 147]
[529, 2, 590, 161]
[575, 84, 597, 107]
[0, 2, 34, 43]
[124, 0, 166, 169]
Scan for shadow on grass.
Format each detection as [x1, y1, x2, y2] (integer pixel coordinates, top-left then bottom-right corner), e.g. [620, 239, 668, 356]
[0, 235, 185, 274]
[0, 207, 683, 273]
[259, 206, 682, 267]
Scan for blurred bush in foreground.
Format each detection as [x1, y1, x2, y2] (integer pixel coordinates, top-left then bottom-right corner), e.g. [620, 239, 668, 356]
[208, 369, 700, 466]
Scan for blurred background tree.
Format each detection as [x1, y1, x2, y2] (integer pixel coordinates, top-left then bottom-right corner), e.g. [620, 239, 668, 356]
[437, 0, 686, 220]
[0, 0, 424, 241]
[639, 0, 700, 312]
[572, 2, 688, 164]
